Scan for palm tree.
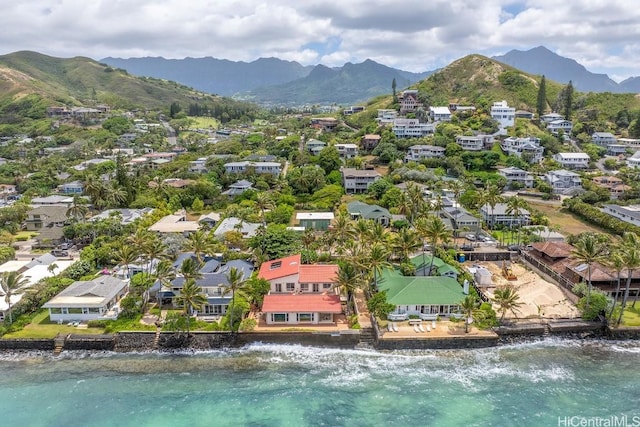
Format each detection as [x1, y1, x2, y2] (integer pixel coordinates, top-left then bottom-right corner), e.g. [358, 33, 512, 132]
[47, 263, 59, 276]
[335, 263, 362, 314]
[605, 249, 625, 321]
[479, 184, 503, 230]
[183, 229, 214, 263]
[392, 227, 422, 263]
[0, 271, 29, 324]
[153, 259, 176, 313]
[255, 192, 275, 226]
[459, 294, 479, 333]
[366, 221, 390, 246]
[66, 195, 89, 223]
[114, 244, 137, 279]
[417, 215, 451, 276]
[492, 285, 523, 322]
[180, 257, 203, 283]
[224, 267, 248, 332]
[571, 233, 607, 312]
[505, 196, 529, 245]
[360, 243, 392, 292]
[330, 212, 354, 253]
[175, 278, 207, 335]
[405, 182, 426, 221]
[616, 232, 640, 326]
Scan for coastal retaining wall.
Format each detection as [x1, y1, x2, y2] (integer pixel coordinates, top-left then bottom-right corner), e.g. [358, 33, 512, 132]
[236, 331, 361, 349]
[115, 332, 156, 351]
[65, 334, 115, 351]
[0, 338, 54, 351]
[376, 336, 499, 350]
[607, 327, 640, 340]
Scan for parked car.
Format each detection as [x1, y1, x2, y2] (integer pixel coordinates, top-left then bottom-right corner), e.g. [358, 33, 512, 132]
[465, 234, 476, 241]
[507, 245, 520, 252]
[51, 249, 69, 257]
[461, 244, 474, 251]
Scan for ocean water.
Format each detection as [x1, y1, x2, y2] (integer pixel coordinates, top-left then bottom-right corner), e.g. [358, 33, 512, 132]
[0, 339, 639, 427]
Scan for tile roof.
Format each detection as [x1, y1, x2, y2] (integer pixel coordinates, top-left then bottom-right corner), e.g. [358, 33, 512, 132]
[299, 264, 339, 283]
[531, 241, 574, 258]
[258, 254, 302, 281]
[261, 294, 342, 313]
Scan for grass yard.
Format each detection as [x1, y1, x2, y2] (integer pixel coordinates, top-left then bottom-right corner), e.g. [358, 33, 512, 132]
[621, 307, 640, 327]
[526, 200, 604, 235]
[14, 231, 38, 241]
[4, 310, 105, 338]
[188, 116, 219, 129]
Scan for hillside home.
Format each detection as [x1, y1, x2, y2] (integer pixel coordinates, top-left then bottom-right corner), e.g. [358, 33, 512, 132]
[59, 181, 84, 194]
[376, 109, 397, 124]
[552, 152, 590, 169]
[361, 134, 381, 151]
[480, 202, 531, 228]
[592, 132, 617, 146]
[212, 217, 260, 239]
[296, 212, 334, 231]
[343, 106, 364, 115]
[223, 161, 281, 176]
[25, 206, 68, 232]
[306, 138, 326, 155]
[627, 151, 640, 169]
[490, 100, 515, 128]
[399, 90, 421, 114]
[149, 210, 200, 235]
[500, 137, 544, 163]
[602, 205, 640, 227]
[335, 143, 358, 159]
[592, 176, 630, 200]
[310, 117, 338, 131]
[498, 167, 534, 188]
[392, 118, 435, 139]
[89, 208, 153, 225]
[189, 157, 209, 174]
[515, 110, 534, 119]
[259, 254, 342, 325]
[43, 276, 128, 322]
[617, 138, 640, 149]
[544, 169, 583, 194]
[606, 144, 628, 155]
[429, 106, 452, 122]
[540, 113, 564, 123]
[404, 145, 446, 162]
[0, 184, 17, 200]
[547, 120, 573, 136]
[347, 201, 391, 226]
[455, 135, 494, 151]
[222, 180, 254, 196]
[442, 206, 481, 232]
[341, 167, 381, 194]
[72, 158, 110, 171]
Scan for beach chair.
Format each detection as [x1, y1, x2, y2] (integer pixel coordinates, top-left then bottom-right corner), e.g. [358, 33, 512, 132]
[418, 324, 425, 333]
[426, 325, 431, 332]
[432, 320, 437, 330]
[387, 323, 393, 332]
[392, 323, 399, 332]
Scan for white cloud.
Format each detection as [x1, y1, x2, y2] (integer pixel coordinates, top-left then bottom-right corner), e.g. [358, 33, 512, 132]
[0, 0, 639, 77]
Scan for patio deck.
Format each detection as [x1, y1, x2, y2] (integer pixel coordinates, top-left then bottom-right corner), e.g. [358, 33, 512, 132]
[378, 320, 498, 339]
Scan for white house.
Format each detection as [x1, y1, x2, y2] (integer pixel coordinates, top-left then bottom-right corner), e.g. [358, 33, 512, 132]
[547, 120, 573, 136]
[335, 143, 358, 159]
[223, 161, 281, 176]
[392, 118, 435, 139]
[377, 109, 397, 124]
[189, 157, 209, 174]
[404, 145, 446, 162]
[306, 139, 326, 155]
[627, 151, 640, 169]
[544, 169, 583, 194]
[602, 205, 640, 227]
[490, 100, 515, 128]
[498, 167, 534, 188]
[341, 168, 381, 194]
[42, 276, 128, 322]
[552, 152, 590, 169]
[429, 106, 452, 122]
[618, 138, 640, 149]
[455, 135, 494, 151]
[540, 112, 564, 123]
[500, 137, 544, 163]
[480, 203, 531, 228]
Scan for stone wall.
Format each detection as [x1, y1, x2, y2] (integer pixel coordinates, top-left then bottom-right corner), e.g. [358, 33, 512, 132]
[376, 336, 499, 350]
[236, 331, 361, 349]
[0, 338, 54, 351]
[65, 334, 115, 351]
[115, 332, 156, 352]
[606, 327, 640, 340]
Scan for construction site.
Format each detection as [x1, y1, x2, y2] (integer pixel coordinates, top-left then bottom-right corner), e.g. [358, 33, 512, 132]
[468, 260, 580, 320]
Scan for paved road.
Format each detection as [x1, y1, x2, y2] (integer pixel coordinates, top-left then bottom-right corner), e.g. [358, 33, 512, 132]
[162, 121, 177, 146]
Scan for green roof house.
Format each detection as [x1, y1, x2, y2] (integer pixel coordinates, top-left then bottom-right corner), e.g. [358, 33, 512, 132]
[377, 255, 464, 320]
[347, 201, 391, 226]
[411, 254, 459, 280]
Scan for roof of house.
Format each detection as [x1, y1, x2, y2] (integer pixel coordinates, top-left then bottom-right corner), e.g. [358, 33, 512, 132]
[378, 275, 464, 306]
[531, 241, 574, 259]
[43, 276, 127, 308]
[480, 203, 530, 216]
[149, 213, 200, 233]
[27, 206, 69, 223]
[340, 168, 381, 178]
[347, 201, 391, 219]
[299, 264, 339, 283]
[258, 254, 302, 281]
[296, 212, 335, 221]
[555, 152, 590, 159]
[261, 294, 342, 313]
[212, 217, 260, 238]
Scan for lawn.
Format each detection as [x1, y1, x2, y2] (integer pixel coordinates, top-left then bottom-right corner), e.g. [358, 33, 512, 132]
[14, 231, 38, 241]
[4, 310, 105, 338]
[526, 200, 604, 235]
[621, 307, 640, 327]
[188, 116, 219, 129]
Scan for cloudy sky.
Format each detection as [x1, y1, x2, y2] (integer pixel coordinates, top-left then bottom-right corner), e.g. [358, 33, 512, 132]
[1, 0, 639, 81]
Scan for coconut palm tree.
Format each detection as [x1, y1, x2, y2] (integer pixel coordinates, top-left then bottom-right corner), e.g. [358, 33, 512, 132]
[66, 195, 89, 223]
[616, 232, 640, 326]
[47, 263, 59, 276]
[0, 271, 29, 324]
[335, 263, 362, 314]
[492, 285, 523, 322]
[418, 215, 451, 276]
[114, 244, 137, 280]
[180, 257, 203, 283]
[571, 233, 608, 312]
[255, 192, 275, 226]
[505, 196, 529, 245]
[330, 211, 354, 254]
[175, 278, 207, 335]
[183, 229, 214, 263]
[605, 249, 625, 321]
[478, 184, 503, 229]
[153, 259, 176, 313]
[366, 221, 390, 246]
[360, 243, 392, 292]
[224, 267, 248, 332]
[391, 227, 422, 263]
[459, 294, 479, 333]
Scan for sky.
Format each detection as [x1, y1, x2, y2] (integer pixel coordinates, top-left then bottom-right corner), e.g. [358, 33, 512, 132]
[1, 0, 639, 82]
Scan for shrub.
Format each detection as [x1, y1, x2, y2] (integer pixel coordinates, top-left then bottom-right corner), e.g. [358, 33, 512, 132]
[239, 318, 257, 332]
[64, 260, 94, 280]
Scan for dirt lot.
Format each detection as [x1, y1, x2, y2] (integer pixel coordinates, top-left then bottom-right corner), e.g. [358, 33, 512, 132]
[477, 261, 579, 319]
[526, 199, 603, 235]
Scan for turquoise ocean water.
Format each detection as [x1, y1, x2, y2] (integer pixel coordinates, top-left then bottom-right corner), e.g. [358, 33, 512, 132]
[0, 339, 639, 427]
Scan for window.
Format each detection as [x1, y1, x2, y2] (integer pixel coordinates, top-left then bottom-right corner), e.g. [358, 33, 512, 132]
[275, 283, 282, 293]
[297, 313, 312, 322]
[68, 307, 83, 314]
[286, 283, 295, 292]
[312, 284, 319, 292]
[323, 283, 332, 290]
[272, 313, 288, 323]
[50, 308, 62, 314]
[300, 283, 309, 292]
[88, 307, 100, 314]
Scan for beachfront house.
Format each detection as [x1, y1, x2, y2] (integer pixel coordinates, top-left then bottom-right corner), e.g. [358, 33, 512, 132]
[42, 276, 128, 322]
